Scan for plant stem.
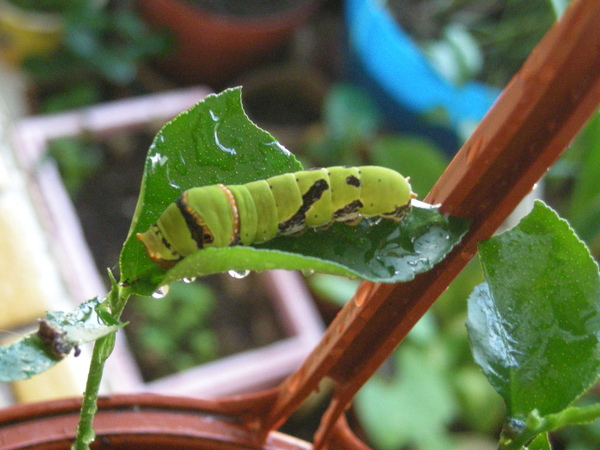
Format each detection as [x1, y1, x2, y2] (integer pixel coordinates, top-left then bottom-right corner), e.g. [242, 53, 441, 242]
[71, 332, 116, 450]
[72, 280, 130, 449]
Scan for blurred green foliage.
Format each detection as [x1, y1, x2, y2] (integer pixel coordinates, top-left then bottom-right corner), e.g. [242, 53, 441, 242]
[7, 0, 77, 13]
[306, 38, 600, 446]
[387, 0, 560, 87]
[47, 135, 104, 196]
[308, 260, 500, 449]
[304, 83, 448, 200]
[546, 112, 600, 256]
[21, 0, 169, 112]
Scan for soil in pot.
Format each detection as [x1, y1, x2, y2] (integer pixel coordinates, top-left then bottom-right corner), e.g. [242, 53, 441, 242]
[123, 273, 287, 382]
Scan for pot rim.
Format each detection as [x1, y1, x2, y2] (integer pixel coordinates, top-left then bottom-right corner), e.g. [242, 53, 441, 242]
[0, 392, 312, 449]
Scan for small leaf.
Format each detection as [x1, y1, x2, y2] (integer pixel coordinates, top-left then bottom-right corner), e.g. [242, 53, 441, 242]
[467, 201, 600, 420]
[525, 433, 551, 450]
[43, 298, 123, 345]
[0, 335, 58, 382]
[0, 298, 123, 381]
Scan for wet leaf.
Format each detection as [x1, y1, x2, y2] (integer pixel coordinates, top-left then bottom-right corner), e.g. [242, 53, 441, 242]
[161, 204, 466, 287]
[43, 298, 123, 345]
[119, 87, 302, 293]
[467, 201, 600, 420]
[0, 298, 123, 381]
[121, 88, 469, 296]
[0, 335, 57, 382]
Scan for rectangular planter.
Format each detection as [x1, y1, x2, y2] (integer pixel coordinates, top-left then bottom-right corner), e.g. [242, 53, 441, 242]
[11, 87, 324, 398]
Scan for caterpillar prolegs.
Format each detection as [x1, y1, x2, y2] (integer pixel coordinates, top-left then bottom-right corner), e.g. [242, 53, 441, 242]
[137, 166, 415, 269]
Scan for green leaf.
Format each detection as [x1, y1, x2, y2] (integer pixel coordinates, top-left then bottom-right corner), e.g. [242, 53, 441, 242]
[120, 88, 469, 296]
[467, 201, 600, 421]
[0, 298, 123, 381]
[158, 204, 467, 290]
[0, 335, 58, 382]
[43, 298, 123, 343]
[525, 432, 551, 450]
[119, 87, 303, 294]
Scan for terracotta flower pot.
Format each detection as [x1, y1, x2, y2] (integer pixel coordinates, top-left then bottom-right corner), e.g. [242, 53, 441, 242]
[136, 0, 321, 86]
[0, 393, 312, 449]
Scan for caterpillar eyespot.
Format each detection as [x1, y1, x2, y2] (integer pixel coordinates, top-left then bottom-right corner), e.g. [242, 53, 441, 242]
[137, 166, 416, 269]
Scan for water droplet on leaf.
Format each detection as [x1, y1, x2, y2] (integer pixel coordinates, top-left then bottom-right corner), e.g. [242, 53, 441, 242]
[152, 286, 169, 299]
[228, 270, 250, 279]
[369, 218, 382, 226]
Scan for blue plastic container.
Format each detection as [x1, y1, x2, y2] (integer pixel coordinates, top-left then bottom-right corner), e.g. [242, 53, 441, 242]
[345, 0, 499, 153]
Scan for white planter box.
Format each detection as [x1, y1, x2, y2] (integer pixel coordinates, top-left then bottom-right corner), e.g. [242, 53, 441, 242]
[11, 87, 324, 398]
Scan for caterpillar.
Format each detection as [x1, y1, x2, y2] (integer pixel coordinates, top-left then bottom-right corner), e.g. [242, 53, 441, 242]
[137, 166, 415, 269]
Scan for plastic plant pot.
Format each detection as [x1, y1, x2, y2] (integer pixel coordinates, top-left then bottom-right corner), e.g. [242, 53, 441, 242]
[344, 0, 499, 153]
[136, 0, 321, 86]
[0, 393, 313, 449]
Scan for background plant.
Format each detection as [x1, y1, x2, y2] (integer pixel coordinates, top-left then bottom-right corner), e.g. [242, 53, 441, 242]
[386, 0, 560, 88]
[22, 0, 169, 112]
[124, 281, 219, 380]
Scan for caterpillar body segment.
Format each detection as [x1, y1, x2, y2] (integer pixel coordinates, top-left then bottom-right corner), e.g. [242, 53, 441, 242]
[137, 166, 414, 269]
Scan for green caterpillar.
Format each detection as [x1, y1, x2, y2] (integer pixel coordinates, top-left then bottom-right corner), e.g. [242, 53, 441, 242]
[137, 166, 415, 269]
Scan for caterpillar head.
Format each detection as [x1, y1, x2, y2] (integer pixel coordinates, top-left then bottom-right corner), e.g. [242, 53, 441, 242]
[136, 201, 201, 269]
[136, 224, 181, 270]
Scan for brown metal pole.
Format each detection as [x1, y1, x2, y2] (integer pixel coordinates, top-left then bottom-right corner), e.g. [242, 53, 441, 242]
[259, 0, 600, 445]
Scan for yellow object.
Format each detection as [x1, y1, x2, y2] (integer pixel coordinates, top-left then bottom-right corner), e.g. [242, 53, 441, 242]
[0, 196, 49, 328]
[11, 355, 90, 402]
[0, 85, 93, 403]
[0, 0, 63, 66]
